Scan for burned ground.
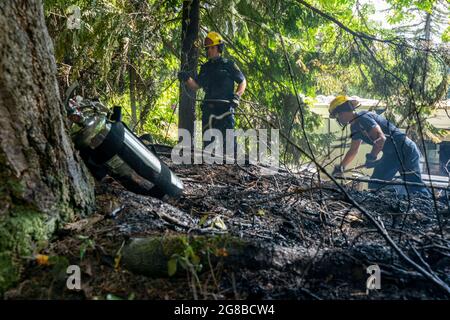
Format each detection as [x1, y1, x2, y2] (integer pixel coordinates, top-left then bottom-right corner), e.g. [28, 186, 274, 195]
[4, 162, 450, 300]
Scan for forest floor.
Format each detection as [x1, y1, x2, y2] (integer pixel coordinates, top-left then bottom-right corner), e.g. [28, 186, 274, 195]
[4, 159, 450, 300]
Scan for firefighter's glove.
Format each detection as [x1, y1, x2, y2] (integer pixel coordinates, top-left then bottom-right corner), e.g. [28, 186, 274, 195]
[231, 94, 240, 108]
[332, 165, 344, 177]
[177, 71, 190, 82]
[365, 153, 379, 168]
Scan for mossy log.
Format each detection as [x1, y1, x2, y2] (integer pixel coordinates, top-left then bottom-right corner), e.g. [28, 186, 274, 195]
[121, 235, 306, 277]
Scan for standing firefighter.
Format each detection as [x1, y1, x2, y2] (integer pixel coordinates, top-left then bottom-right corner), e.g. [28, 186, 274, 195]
[330, 95, 430, 195]
[178, 31, 247, 155]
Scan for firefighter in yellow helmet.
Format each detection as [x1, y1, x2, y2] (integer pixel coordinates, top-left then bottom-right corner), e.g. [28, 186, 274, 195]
[177, 32, 247, 155]
[330, 95, 429, 195]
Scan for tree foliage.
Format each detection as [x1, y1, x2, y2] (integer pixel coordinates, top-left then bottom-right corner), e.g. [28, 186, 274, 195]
[43, 0, 449, 163]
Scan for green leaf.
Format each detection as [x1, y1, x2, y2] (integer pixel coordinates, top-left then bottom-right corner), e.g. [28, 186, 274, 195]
[442, 26, 450, 43]
[106, 294, 123, 300]
[211, 216, 227, 230]
[191, 253, 201, 266]
[199, 214, 209, 226]
[167, 258, 177, 276]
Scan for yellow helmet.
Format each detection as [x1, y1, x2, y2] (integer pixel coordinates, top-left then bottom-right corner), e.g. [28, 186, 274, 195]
[204, 31, 224, 48]
[329, 95, 355, 118]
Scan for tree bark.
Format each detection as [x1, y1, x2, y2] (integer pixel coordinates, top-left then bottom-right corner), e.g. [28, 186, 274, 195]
[0, 0, 95, 292]
[178, 0, 200, 140]
[129, 56, 137, 129]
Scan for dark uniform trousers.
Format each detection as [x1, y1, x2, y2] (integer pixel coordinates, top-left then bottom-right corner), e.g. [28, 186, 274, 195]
[369, 137, 430, 195]
[201, 102, 236, 159]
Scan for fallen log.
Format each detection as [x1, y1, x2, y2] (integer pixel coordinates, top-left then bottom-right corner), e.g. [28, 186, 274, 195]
[120, 235, 308, 277]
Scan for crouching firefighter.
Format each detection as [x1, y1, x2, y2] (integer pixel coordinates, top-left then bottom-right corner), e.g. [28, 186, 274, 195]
[177, 31, 247, 159]
[329, 95, 430, 195]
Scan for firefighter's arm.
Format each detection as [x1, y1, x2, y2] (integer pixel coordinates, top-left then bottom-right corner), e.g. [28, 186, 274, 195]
[368, 125, 386, 158]
[341, 139, 362, 169]
[235, 78, 247, 97]
[185, 78, 201, 91]
[178, 71, 201, 90]
[230, 61, 246, 97]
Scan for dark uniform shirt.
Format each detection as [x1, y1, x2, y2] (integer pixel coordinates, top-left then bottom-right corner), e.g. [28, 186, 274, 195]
[195, 56, 245, 101]
[350, 111, 406, 154]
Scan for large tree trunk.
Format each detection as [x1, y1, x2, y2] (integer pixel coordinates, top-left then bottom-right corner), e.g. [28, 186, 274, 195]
[178, 0, 200, 140]
[0, 0, 95, 292]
